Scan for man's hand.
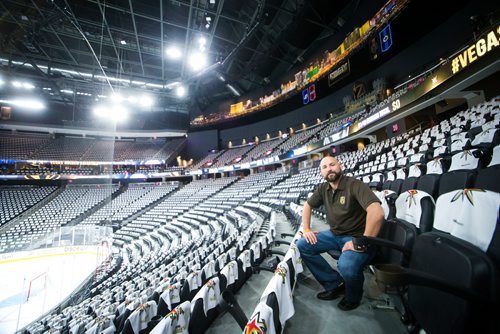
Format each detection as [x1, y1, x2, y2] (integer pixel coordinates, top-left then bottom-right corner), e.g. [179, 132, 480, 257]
[303, 230, 319, 244]
[342, 240, 364, 252]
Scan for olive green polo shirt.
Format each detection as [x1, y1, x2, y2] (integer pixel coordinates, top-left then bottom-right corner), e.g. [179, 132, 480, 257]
[307, 175, 380, 236]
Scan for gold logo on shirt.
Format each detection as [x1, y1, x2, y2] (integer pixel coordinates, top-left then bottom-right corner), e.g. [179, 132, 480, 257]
[340, 196, 346, 205]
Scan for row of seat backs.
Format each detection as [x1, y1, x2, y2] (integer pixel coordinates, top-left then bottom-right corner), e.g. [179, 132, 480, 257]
[368, 180, 500, 333]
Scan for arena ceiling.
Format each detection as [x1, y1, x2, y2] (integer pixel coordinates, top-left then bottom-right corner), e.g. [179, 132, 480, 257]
[0, 0, 383, 117]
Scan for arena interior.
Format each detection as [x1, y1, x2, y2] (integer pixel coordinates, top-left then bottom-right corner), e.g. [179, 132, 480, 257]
[0, 0, 499, 333]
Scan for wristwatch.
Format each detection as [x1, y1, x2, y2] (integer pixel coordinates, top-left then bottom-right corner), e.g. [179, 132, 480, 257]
[354, 244, 367, 252]
[352, 237, 367, 252]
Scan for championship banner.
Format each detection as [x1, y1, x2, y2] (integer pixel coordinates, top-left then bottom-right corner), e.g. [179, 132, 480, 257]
[379, 23, 393, 53]
[328, 60, 350, 86]
[350, 24, 500, 135]
[1, 106, 12, 120]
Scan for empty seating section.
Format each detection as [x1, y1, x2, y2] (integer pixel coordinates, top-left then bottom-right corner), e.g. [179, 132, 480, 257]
[113, 177, 238, 246]
[190, 151, 222, 170]
[113, 140, 170, 161]
[0, 133, 185, 161]
[240, 138, 283, 163]
[201, 170, 289, 209]
[0, 132, 51, 159]
[0, 184, 119, 252]
[210, 145, 255, 168]
[8, 97, 500, 333]
[80, 140, 115, 161]
[260, 167, 323, 203]
[31, 137, 95, 160]
[80, 183, 179, 226]
[273, 123, 325, 155]
[0, 186, 57, 227]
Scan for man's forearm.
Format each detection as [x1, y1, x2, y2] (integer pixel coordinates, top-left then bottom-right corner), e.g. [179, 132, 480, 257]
[363, 203, 384, 237]
[302, 202, 313, 231]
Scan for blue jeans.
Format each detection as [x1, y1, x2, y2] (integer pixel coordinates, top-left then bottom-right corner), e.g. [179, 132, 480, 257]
[296, 230, 375, 303]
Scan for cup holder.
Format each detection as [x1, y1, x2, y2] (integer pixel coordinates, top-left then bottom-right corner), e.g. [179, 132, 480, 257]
[374, 264, 406, 288]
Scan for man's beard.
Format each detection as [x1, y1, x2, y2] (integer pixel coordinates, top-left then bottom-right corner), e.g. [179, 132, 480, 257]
[325, 170, 342, 183]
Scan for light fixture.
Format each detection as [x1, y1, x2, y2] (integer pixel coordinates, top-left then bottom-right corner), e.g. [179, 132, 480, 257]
[139, 95, 153, 107]
[166, 46, 182, 59]
[12, 81, 22, 88]
[188, 52, 207, 71]
[176, 86, 186, 97]
[198, 37, 206, 46]
[93, 104, 128, 122]
[111, 93, 123, 102]
[120, 40, 127, 45]
[226, 83, 240, 96]
[0, 99, 45, 110]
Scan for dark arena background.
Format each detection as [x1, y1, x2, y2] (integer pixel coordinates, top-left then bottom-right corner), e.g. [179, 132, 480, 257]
[0, 0, 499, 333]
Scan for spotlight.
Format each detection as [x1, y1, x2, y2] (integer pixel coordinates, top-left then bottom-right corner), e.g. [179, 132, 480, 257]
[127, 96, 138, 104]
[176, 86, 186, 97]
[12, 81, 22, 88]
[111, 93, 123, 102]
[0, 99, 45, 110]
[120, 40, 127, 45]
[140, 95, 153, 107]
[93, 104, 128, 122]
[226, 84, 240, 96]
[111, 105, 128, 122]
[166, 46, 182, 59]
[198, 37, 206, 45]
[188, 52, 207, 71]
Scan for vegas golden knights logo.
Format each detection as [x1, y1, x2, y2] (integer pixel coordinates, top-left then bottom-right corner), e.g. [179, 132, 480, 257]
[450, 188, 485, 206]
[352, 81, 366, 100]
[275, 266, 287, 284]
[244, 312, 267, 334]
[406, 190, 418, 208]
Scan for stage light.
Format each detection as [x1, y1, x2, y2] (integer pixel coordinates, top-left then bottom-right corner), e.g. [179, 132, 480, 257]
[0, 99, 45, 110]
[22, 83, 35, 89]
[176, 86, 186, 97]
[120, 40, 127, 45]
[93, 104, 128, 122]
[198, 37, 206, 45]
[127, 96, 138, 104]
[94, 106, 106, 117]
[188, 52, 207, 71]
[166, 46, 182, 59]
[140, 95, 153, 107]
[110, 105, 128, 122]
[12, 81, 22, 88]
[111, 93, 123, 102]
[226, 84, 240, 96]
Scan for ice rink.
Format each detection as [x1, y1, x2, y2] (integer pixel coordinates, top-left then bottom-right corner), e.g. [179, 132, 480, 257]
[0, 245, 109, 333]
